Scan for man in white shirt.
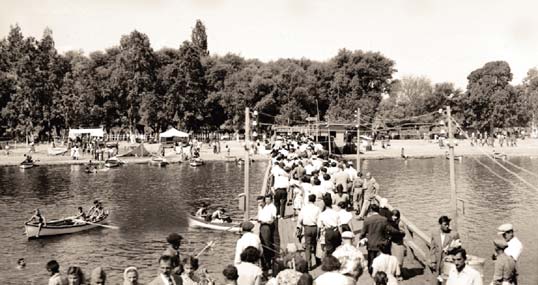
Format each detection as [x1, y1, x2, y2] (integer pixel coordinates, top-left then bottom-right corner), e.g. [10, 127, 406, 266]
[497, 223, 523, 261]
[297, 194, 322, 269]
[258, 195, 277, 271]
[318, 196, 341, 255]
[272, 162, 290, 218]
[149, 255, 182, 285]
[234, 221, 262, 265]
[333, 231, 366, 282]
[446, 248, 483, 285]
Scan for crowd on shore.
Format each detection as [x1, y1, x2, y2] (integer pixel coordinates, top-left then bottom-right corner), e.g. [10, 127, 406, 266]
[18, 135, 524, 285]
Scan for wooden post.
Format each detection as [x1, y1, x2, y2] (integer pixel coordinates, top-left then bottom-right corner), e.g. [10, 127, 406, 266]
[356, 108, 361, 172]
[447, 106, 457, 231]
[328, 120, 331, 155]
[244, 107, 250, 221]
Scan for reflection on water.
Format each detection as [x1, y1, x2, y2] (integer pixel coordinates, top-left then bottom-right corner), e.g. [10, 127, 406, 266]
[363, 157, 538, 285]
[1, 157, 537, 284]
[0, 162, 266, 284]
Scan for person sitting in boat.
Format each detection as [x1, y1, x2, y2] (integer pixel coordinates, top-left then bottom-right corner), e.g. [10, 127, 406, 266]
[87, 200, 99, 217]
[72, 207, 87, 224]
[89, 202, 106, 222]
[22, 154, 33, 164]
[195, 204, 208, 219]
[210, 208, 232, 223]
[85, 160, 96, 173]
[26, 209, 46, 237]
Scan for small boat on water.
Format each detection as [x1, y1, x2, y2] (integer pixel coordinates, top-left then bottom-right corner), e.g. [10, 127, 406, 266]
[20, 161, 35, 169]
[149, 157, 169, 167]
[189, 158, 204, 167]
[187, 215, 241, 232]
[493, 153, 507, 160]
[104, 157, 124, 168]
[24, 215, 108, 238]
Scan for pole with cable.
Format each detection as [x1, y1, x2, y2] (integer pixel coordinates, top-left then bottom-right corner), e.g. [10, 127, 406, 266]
[244, 107, 250, 221]
[446, 106, 457, 231]
[356, 108, 361, 172]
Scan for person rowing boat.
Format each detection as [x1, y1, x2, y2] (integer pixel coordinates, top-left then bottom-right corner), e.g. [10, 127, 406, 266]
[195, 204, 209, 219]
[210, 208, 232, 223]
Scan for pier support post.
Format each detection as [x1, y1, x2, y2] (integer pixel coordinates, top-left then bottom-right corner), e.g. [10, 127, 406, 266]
[447, 106, 457, 231]
[244, 107, 250, 221]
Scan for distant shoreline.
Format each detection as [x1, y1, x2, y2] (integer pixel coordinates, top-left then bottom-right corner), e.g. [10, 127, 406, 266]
[2, 139, 538, 167]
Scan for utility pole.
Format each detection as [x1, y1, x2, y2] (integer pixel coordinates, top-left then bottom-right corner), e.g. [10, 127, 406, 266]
[447, 106, 457, 231]
[316, 99, 320, 143]
[244, 107, 250, 221]
[327, 119, 331, 155]
[356, 108, 361, 172]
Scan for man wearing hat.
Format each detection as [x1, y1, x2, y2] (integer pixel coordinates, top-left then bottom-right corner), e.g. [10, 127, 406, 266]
[497, 223, 523, 262]
[490, 238, 516, 285]
[333, 231, 366, 281]
[162, 233, 183, 273]
[234, 221, 262, 265]
[428, 215, 460, 282]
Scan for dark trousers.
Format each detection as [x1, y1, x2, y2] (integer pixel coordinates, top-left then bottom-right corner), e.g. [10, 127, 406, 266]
[259, 223, 275, 271]
[324, 227, 342, 255]
[367, 249, 379, 275]
[274, 188, 288, 217]
[303, 225, 318, 269]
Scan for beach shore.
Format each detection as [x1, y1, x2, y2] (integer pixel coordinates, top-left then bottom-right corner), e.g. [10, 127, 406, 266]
[2, 138, 538, 167]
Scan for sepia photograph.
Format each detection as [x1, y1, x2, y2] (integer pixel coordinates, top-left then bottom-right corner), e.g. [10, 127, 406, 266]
[1, 0, 537, 284]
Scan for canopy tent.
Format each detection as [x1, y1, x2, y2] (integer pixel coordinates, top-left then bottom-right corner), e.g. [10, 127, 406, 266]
[160, 128, 189, 139]
[68, 128, 104, 139]
[117, 143, 152, 157]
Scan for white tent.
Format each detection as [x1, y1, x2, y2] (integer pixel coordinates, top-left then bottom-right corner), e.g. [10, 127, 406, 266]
[68, 128, 104, 139]
[159, 128, 189, 139]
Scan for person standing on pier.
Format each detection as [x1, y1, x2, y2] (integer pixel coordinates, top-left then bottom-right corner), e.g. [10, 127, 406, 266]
[358, 203, 391, 275]
[272, 161, 290, 218]
[497, 223, 523, 262]
[234, 221, 262, 265]
[446, 248, 482, 285]
[490, 238, 516, 285]
[149, 255, 183, 285]
[257, 194, 277, 272]
[429, 216, 460, 283]
[317, 196, 341, 256]
[296, 194, 321, 269]
[357, 172, 379, 219]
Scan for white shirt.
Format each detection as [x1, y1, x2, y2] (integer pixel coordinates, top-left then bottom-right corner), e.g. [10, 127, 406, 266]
[237, 262, 263, 285]
[338, 209, 352, 225]
[297, 203, 321, 226]
[258, 203, 277, 224]
[160, 274, 178, 285]
[314, 271, 353, 285]
[318, 208, 340, 228]
[304, 164, 316, 175]
[344, 167, 357, 181]
[372, 253, 400, 279]
[505, 236, 523, 261]
[446, 265, 483, 285]
[234, 232, 262, 265]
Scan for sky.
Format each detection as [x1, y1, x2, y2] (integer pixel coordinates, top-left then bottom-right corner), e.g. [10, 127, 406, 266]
[1, 0, 538, 89]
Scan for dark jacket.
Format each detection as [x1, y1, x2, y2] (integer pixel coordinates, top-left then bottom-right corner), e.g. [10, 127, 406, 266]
[360, 213, 391, 251]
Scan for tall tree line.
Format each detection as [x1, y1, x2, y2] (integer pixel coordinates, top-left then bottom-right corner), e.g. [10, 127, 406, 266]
[1, 21, 535, 141]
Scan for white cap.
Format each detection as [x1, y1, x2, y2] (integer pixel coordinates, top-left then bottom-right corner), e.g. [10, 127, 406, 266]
[497, 223, 513, 235]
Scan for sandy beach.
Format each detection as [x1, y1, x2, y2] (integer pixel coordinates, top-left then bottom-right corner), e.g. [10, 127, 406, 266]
[1, 138, 538, 167]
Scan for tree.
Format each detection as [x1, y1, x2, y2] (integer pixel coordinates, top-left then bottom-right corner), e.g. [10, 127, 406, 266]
[191, 19, 209, 57]
[463, 61, 527, 132]
[522, 67, 538, 126]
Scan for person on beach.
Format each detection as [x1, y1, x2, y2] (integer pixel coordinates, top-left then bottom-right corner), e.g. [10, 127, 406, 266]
[446, 248, 482, 285]
[123, 267, 140, 285]
[234, 221, 262, 265]
[428, 215, 461, 282]
[163, 233, 183, 274]
[46, 260, 68, 285]
[67, 266, 85, 285]
[490, 238, 516, 285]
[296, 194, 321, 269]
[149, 255, 182, 285]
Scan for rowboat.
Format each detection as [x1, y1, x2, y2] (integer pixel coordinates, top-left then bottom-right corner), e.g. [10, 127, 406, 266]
[149, 157, 168, 167]
[20, 162, 35, 169]
[104, 157, 123, 168]
[48, 147, 68, 156]
[24, 216, 108, 239]
[187, 215, 241, 232]
[493, 153, 507, 160]
[189, 158, 204, 167]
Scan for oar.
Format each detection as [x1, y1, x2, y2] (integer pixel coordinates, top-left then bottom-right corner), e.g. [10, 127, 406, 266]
[195, 240, 216, 258]
[72, 219, 119, 230]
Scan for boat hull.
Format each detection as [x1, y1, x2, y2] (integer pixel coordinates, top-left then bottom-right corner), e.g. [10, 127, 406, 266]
[24, 217, 107, 238]
[149, 159, 168, 167]
[20, 163, 34, 169]
[189, 159, 204, 167]
[187, 215, 240, 232]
